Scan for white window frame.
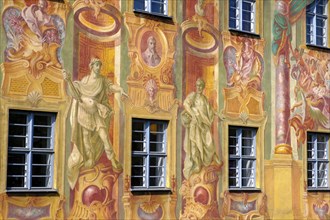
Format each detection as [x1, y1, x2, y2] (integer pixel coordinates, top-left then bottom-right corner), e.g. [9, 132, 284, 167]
[229, 0, 256, 33]
[6, 110, 56, 191]
[306, 0, 328, 47]
[134, 0, 168, 15]
[229, 126, 257, 189]
[307, 132, 330, 190]
[131, 119, 168, 190]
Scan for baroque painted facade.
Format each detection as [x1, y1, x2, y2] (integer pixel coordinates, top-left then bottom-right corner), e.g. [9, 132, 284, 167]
[0, 0, 329, 219]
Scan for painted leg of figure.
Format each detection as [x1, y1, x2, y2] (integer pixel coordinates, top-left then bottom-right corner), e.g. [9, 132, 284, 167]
[82, 128, 94, 168]
[98, 128, 123, 171]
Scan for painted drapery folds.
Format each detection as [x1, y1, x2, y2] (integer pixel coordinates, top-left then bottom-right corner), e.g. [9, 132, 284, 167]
[64, 58, 127, 189]
[182, 78, 221, 179]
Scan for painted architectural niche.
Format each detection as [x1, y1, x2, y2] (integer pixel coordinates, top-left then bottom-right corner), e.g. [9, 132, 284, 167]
[67, 1, 124, 219]
[123, 13, 178, 220]
[181, 1, 222, 218]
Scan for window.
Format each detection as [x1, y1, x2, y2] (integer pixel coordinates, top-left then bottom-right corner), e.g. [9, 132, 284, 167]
[131, 119, 168, 190]
[134, 0, 168, 15]
[229, 126, 257, 189]
[306, 0, 328, 47]
[6, 110, 56, 191]
[307, 132, 329, 190]
[229, 0, 256, 33]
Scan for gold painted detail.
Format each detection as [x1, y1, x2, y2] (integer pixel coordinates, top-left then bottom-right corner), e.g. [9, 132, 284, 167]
[275, 143, 292, 154]
[221, 190, 269, 219]
[67, 163, 121, 220]
[180, 165, 221, 220]
[139, 202, 161, 214]
[27, 91, 42, 107]
[222, 86, 265, 121]
[0, 193, 65, 220]
[1, 62, 65, 101]
[41, 77, 60, 97]
[9, 75, 30, 94]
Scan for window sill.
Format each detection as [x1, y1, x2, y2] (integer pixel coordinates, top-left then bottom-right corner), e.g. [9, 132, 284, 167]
[6, 189, 59, 194]
[133, 9, 173, 20]
[131, 187, 172, 195]
[306, 43, 330, 52]
[307, 188, 330, 192]
[228, 28, 261, 39]
[228, 188, 262, 193]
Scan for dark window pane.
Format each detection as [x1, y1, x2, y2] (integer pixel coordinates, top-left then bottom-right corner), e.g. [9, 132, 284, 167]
[229, 177, 239, 187]
[229, 159, 239, 169]
[8, 136, 27, 148]
[132, 156, 145, 166]
[32, 177, 50, 187]
[242, 147, 253, 156]
[131, 177, 144, 187]
[9, 113, 27, 124]
[132, 142, 145, 152]
[33, 126, 52, 138]
[7, 164, 27, 176]
[151, 2, 165, 14]
[149, 166, 165, 176]
[150, 157, 165, 167]
[32, 154, 51, 165]
[34, 115, 52, 126]
[132, 166, 145, 176]
[149, 177, 164, 187]
[8, 153, 26, 164]
[242, 129, 254, 138]
[33, 138, 51, 149]
[9, 125, 27, 136]
[132, 131, 146, 142]
[150, 142, 164, 152]
[7, 177, 25, 188]
[229, 167, 238, 178]
[150, 133, 164, 142]
[32, 165, 50, 176]
[132, 121, 145, 131]
[134, 0, 145, 11]
[242, 138, 253, 147]
[229, 146, 238, 155]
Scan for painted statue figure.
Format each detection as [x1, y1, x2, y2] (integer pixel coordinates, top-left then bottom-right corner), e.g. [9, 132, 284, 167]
[182, 78, 221, 179]
[63, 57, 128, 188]
[142, 36, 161, 67]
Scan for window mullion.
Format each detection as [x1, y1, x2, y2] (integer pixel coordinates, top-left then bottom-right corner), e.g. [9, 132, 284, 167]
[27, 113, 34, 189]
[239, 0, 243, 30]
[146, 121, 150, 188]
[238, 128, 242, 188]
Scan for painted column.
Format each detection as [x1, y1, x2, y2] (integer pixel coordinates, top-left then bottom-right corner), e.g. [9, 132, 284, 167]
[272, 0, 292, 154]
[275, 55, 292, 154]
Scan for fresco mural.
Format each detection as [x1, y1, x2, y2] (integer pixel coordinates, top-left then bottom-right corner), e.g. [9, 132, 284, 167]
[0, 0, 329, 219]
[290, 49, 330, 145]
